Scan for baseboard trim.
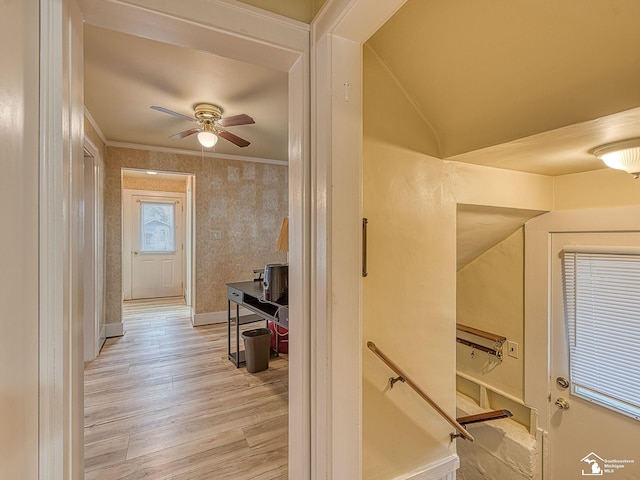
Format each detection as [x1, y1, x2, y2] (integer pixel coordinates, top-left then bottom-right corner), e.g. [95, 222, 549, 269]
[105, 322, 124, 338]
[394, 454, 460, 480]
[99, 326, 107, 349]
[192, 307, 260, 327]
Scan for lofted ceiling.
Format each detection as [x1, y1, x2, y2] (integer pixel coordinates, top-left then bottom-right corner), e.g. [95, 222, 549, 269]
[366, 0, 640, 176]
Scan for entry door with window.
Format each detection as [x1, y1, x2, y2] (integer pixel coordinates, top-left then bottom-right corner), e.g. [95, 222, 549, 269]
[550, 232, 640, 479]
[131, 196, 184, 299]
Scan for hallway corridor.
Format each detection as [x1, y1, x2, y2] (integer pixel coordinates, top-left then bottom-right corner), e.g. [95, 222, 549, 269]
[83, 298, 288, 479]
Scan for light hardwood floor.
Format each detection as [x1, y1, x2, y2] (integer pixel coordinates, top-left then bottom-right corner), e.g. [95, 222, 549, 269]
[84, 298, 288, 479]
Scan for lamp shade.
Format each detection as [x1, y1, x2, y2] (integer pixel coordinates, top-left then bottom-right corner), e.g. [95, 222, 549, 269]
[276, 217, 289, 252]
[197, 130, 218, 148]
[593, 139, 640, 179]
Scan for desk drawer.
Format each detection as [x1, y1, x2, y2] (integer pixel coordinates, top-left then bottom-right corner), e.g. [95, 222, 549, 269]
[228, 287, 243, 304]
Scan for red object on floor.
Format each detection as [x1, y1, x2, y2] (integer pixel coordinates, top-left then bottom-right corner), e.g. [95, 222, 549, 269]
[269, 321, 288, 354]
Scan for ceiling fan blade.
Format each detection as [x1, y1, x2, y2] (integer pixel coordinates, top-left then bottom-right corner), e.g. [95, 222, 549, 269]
[151, 105, 196, 123]
[169, 128, 200, 139]
[218, 114, 255, 127]
[218, 130, 250, 147]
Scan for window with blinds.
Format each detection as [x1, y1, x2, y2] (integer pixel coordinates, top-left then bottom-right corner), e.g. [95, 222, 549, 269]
[562, 247, 640, 420]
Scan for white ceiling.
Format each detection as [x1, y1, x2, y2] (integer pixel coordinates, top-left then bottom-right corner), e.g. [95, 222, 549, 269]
[366, 0, 640, 176]
[84, 24, 289, 161]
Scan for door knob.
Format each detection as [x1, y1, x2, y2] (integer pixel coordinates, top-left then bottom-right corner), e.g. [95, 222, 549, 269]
[556, 377, 570, 389]
[133, 251, 139, 255]
[555, 397, 570, 410]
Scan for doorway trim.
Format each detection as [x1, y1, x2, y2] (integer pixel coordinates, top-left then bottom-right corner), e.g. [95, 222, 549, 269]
[310, 1, 408, 477]
[120, 168, 194, 306]
[51, 0, 312, 477]
[83, 136, 106, 361]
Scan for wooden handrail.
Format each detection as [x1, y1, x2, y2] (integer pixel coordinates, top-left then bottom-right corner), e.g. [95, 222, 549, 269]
[367, 341, 474, 442]
[455, 337, 502, 358]
[456, 409, 512, 426]
[456, 324, 506, 360]
[456, 324, 506, 343]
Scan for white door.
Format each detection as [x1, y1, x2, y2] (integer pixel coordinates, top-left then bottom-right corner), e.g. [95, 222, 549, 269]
[550, 232, 640, 479]
[131, 195, 184, 299]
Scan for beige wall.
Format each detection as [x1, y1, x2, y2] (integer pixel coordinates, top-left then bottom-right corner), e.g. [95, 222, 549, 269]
[1, 1, 39, 478]
[554, 167, 640, 210]
[363, 142, 459, 479]
[456, 228, 524, 399]
[104, 146, 287, 325]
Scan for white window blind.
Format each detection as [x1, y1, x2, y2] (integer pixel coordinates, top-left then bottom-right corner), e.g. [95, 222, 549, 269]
[562, 248, 640, 420]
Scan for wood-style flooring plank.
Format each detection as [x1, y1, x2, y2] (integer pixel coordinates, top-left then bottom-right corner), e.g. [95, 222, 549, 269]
[84, 298, 288, 479]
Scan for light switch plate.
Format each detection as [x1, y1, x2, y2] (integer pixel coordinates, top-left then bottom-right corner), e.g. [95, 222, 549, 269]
[507, 341, 519, 359]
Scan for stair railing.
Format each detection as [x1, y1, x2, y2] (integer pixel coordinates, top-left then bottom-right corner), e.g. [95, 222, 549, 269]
[367, 341, 474, 442]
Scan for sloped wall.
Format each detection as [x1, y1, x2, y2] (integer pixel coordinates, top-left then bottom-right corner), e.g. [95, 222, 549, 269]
[456, 228, 524, 399]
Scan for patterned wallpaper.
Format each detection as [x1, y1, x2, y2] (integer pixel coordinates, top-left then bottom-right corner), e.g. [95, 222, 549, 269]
[122, 176, 187, 193]
[104, 146, 288, 325]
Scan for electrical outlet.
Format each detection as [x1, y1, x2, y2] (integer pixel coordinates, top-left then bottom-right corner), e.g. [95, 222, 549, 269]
[507, 341, 519, 359]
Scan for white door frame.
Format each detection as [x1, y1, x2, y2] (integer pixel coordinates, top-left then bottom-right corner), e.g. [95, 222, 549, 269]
[311, 2, 408, 477]
[40, 0, 85, 476]
[48, 0, 313, 477]
[83, 136, 106, 361]
[525, 205, 640, 479]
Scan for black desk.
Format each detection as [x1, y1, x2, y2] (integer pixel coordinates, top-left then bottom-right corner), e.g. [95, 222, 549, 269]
[227, 281, 289, 368]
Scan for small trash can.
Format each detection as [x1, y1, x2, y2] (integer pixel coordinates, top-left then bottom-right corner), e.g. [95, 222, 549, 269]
[242, 328, 273, 373]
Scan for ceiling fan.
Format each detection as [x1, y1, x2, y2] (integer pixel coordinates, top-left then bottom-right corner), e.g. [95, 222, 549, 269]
[151, 103, 255, 148]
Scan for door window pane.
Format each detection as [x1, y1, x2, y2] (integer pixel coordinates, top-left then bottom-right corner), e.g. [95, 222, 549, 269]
[140, 202, 175, 252]
[562, 248, 640, 420]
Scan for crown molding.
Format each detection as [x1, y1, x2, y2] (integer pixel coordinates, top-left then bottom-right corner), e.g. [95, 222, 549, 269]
[84, 107, 108, 145]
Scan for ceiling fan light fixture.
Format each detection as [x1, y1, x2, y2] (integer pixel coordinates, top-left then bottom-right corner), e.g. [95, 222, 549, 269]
[592, 138, 640, 179]
[197, 130, 218, 148]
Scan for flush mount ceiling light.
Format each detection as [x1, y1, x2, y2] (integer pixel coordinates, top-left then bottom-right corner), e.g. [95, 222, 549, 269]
[592, 138, 640, 179]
